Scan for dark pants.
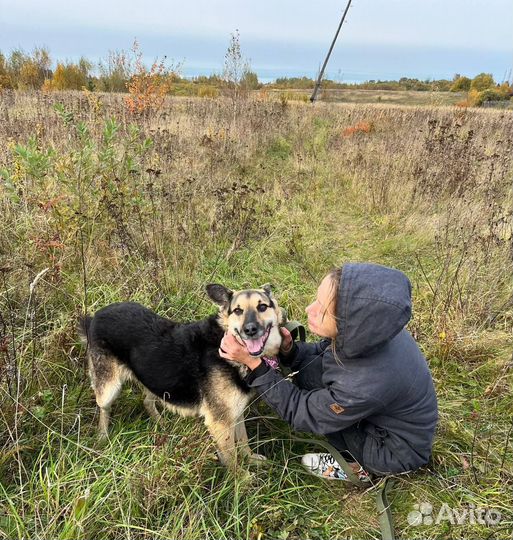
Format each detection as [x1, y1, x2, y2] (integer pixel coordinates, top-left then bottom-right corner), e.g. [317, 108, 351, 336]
[294, 356, 366, 466]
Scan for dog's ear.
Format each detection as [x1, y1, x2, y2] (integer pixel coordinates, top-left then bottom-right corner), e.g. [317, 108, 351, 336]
[206, 284, 233, 307]
[261, 283, 273, 298]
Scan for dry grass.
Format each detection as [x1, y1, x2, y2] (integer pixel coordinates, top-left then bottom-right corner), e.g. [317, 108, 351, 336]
[0, 89, 512, 539]
[267, 88, 470, 106]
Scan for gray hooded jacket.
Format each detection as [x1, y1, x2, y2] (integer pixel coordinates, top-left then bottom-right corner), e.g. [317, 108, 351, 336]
[246, 263, 438, 474]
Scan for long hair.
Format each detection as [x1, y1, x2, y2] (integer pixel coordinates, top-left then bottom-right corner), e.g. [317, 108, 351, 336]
[326, 266, 343, 363]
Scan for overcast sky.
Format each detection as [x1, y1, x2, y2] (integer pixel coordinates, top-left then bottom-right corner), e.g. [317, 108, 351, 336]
[1, 0, 512, 81]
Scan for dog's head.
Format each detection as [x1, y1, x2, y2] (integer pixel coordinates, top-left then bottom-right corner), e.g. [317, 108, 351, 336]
[206, 283, 283, 357]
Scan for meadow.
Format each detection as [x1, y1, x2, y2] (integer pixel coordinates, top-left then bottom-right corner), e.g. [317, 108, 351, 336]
[267, 88, 467, 107]
[0, 89, 512, 539]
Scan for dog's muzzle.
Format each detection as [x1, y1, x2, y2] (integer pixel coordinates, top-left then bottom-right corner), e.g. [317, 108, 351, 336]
[239, 324, 272, 357]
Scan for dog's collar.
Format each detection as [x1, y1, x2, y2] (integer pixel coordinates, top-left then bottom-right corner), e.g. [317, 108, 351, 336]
[261, 355, 279, 369]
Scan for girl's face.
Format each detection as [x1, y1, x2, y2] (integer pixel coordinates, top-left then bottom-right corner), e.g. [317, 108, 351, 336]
[305, 274, 338, 338]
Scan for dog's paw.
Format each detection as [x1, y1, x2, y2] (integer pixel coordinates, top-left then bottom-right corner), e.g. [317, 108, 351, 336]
[95, 433, 110, 449]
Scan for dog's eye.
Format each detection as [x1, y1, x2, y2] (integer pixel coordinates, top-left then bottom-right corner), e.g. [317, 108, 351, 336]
[233, 308, 243, 316]
[257, 304, 268, 312]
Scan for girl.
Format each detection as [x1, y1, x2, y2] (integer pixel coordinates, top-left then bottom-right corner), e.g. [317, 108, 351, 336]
[219, 263, 438, 480]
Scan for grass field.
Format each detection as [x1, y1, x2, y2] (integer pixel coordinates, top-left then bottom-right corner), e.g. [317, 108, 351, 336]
[269, 88, 468, 107]
[0, 90, 512, 539]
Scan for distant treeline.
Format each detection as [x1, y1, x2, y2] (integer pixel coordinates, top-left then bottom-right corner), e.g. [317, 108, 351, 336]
[0, 45, 259, 98]
[271, 74, 513, 106]
[1, 45, 511, 107]
[271, 75, 457, 91]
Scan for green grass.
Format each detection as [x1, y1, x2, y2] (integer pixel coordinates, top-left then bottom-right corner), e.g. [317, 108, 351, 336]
[0, 92, 512, 539]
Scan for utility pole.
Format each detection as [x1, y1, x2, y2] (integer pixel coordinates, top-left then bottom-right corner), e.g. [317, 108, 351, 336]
[310, 0, 353, 103]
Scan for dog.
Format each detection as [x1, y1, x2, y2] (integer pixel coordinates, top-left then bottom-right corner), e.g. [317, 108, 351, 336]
[78, 284, 283, 467]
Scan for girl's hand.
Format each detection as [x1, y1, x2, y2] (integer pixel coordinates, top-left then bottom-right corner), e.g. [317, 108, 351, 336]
[279, 327, 294, 355]
[219, 333, 262, 370]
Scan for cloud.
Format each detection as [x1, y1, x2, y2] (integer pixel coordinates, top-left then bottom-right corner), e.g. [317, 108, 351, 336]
[1, 0, 512, 50]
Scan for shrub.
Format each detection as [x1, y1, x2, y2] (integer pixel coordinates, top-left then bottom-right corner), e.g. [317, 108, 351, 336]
[125, 40, 180, 115]
[97, 50, 132, 92]
[197, 85, 219, 98]
[266, 136, 292, 160]
[5, 47, 51, 90]
[466, 85, 511, 107]
[450, 75, 471, 92]
[342, 121, 374, 137]
[0, 52, 12, 89]
[43, 59, 91, 91]
[18, 61, 41, 89]
[278, 91, 308, 103]
[475, 88, 510, 106]
[241, 70, 260, 90]
[470, 73, 495, 92]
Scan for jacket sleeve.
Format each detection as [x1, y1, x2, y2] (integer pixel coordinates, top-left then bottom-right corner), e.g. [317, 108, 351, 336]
[279, 339, 331, 369]
[246, 367, 383, 435]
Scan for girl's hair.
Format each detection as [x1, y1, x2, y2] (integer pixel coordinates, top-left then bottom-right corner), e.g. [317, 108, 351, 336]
[326, 266, 343, 364]
[325, 267, 342, 320]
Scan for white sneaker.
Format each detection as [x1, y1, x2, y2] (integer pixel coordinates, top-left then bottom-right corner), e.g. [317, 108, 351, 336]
[301, 453, 371, 482]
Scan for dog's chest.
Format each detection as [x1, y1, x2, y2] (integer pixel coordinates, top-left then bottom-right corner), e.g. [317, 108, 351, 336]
[227, 361, 249, 378]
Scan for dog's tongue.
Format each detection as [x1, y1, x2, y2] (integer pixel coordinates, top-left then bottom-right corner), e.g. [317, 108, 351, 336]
[245, 336, 265, 354]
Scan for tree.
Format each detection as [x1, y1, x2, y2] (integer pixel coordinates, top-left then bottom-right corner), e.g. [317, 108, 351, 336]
[450, 75, 471, 92]
[223, 30, 246, 86]
[0, 52, 13, 89]
[8, 49, 29, 81]
[470, 73, 495, 92]
[43, 61, 88, 91]
[222, 30, 254, 101]
[7, 47, 51, 89]
[19, 60, 41, 89]
[241, 70, 260, 90]
[33, 47, 52, 80]
[98, 50, 133, 92]
[44, 63, 66, 90]
[125, 40, 180, 115]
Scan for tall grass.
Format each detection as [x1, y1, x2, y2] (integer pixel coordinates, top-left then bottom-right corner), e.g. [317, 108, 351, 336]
[0, 90, 512, 539]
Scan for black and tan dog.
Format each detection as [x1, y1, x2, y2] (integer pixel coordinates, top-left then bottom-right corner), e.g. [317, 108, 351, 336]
[79, 284, 282, 467]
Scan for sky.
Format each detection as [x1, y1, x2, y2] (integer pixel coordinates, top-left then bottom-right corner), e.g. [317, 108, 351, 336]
[1, 0, 512, 82]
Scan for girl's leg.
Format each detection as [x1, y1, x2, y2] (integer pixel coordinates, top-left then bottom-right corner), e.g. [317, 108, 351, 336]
[326, 423, 367, 465]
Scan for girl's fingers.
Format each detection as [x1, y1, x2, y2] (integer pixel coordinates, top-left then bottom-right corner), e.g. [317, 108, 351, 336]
[219, 347, 231, 360]
[223, 332, 246, 353]
[220, 333, 246, 360]
[280, 327, 292, 338]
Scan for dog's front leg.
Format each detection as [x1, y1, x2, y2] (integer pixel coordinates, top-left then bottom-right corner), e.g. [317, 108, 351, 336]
[234, 415, 266, 462]
[204, 416, 237, 468]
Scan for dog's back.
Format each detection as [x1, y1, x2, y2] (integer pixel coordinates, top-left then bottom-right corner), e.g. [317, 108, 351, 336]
[79, 302, 173, 358]
[80, 302, 232, 404]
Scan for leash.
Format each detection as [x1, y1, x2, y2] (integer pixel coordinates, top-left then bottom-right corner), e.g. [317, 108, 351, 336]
[289, 435, 396, 540]
[272, 307, 309, 377]
[278, 308, 396, 540]
[280, 312, 306, 343]
[376, 477, 396, 540]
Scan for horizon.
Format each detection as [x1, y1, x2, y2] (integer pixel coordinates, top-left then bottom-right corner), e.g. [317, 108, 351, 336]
[1, 42, 509, 85]
[1, 0, 512, 84]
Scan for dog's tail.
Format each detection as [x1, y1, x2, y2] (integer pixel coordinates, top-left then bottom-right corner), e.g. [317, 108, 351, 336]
[77, 314, 93, 345]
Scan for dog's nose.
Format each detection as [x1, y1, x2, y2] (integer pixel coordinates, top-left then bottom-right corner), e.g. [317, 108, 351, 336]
[244, 323, 258, 337]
